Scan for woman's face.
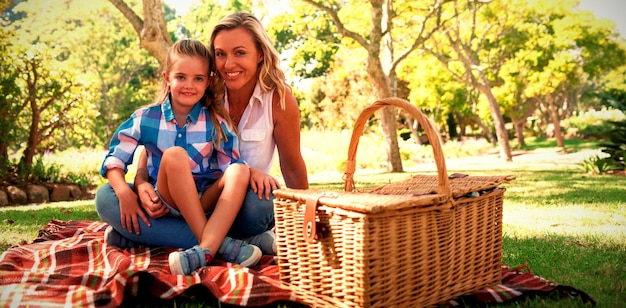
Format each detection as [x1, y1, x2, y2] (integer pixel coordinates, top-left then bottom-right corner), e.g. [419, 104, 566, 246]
[213, 27, 263, 92]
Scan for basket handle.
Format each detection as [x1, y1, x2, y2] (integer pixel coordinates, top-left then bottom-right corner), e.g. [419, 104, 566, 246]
[343, 97, 451, 197]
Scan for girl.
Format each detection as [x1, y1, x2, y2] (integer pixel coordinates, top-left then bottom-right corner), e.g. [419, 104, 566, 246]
[100, 39, 261, 275]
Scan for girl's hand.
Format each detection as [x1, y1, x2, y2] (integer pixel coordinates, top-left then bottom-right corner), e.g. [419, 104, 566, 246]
[136, 180, 169, 219]
[249, 167, 280, 200]
[117, 189, 149, 234]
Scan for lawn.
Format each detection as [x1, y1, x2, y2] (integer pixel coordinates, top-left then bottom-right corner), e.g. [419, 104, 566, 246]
[1, 135, 624, 307]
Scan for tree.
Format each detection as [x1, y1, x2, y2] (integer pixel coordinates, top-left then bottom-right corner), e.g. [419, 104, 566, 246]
[304, 52, 378, 131]
[70, 4, 160, 145]
[175, 1, 253, 44]
[399, 53, 487, 142]
[10, 43, 89, 176]
[423, 0, 515, 161]
[496, 0, 625, 148]
[4, 1, 102, 175]
[273, 0, 454, 172]
[108, 0, 173, 67]
[107, 0, 256, 67]
[0, 29, 21, 170]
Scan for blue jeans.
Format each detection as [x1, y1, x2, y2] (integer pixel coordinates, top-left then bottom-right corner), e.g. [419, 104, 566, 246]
[94, 182, 275, 249]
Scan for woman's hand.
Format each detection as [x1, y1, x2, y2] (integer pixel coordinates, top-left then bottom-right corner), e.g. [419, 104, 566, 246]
[249, 167, 280, 200]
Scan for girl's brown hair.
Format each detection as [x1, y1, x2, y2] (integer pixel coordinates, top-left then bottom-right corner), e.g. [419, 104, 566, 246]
[153, 39, 234, 146]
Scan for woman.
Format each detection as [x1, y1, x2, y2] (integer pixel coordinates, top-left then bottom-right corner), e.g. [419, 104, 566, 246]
[95, 12, 308, 258]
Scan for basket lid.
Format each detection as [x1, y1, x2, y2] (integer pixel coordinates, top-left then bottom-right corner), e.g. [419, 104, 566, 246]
[273, 188, 452, 214]
[364, 174, 516, 199]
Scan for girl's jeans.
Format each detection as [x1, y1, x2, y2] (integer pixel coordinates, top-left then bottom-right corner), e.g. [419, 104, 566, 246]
[94, 182, 275, 249]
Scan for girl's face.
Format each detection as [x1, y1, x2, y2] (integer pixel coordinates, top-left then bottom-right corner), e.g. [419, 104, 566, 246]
[163, 55, 210, 110]
[213, 27, 263, 93]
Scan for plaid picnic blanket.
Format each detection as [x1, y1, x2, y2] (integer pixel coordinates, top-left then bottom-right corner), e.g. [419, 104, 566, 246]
[0, 219, 594, 307]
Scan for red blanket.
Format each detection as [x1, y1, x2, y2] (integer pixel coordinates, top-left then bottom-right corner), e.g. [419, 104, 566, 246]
[0, 219, 594, 307]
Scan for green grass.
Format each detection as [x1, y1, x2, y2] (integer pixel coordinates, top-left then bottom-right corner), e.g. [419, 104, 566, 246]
[510, 136, 600, 152]
[1, 136, 624, 307]
[0, 200, 99, 251]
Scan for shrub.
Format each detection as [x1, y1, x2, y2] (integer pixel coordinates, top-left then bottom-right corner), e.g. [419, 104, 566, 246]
[597, 94, 626, 171]
[579, 154, 621, 174]
[563, 108, 625, 139]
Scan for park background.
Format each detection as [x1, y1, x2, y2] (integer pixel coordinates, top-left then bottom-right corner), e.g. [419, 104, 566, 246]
[0, 0, 625, 307]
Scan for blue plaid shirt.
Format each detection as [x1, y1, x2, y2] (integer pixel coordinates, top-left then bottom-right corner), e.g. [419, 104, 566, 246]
[101, 98, 245, 192]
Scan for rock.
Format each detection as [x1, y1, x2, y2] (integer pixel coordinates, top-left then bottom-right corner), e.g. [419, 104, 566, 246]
[69, 185, 82, 200]
[7, 186, 28, 204]
[26, 184, 49, 204]
[0, 190, 8, 206]
[50, 184, 71, 202]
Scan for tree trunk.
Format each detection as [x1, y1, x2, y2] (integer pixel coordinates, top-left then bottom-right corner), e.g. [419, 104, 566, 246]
[513, 119, 525, 148]
[484, 90, 513, 161]
[474, 115, 495, 144]
[368, 52, 403, 172]
[447, 112, 458, 140]
[409, 118, 422, 145]
[546, 92, 565, 148]
[380, 106, 402, 171]
[108, 0, 171, 68]
[476, 70, 512, 161]
[19, 96, 39, 176]
[0, 106, 8, 167]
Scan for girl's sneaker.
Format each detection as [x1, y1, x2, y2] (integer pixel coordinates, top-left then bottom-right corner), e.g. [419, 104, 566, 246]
[169, 245, 211, 275]
[218, 237, 262, 266]
[243, 230, 276, 256]
[104, 226, 140, 249]
[169, 237, 261, 275]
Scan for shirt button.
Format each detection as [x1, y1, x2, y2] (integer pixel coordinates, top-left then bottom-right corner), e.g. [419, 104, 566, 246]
[178, 133, 182, 138]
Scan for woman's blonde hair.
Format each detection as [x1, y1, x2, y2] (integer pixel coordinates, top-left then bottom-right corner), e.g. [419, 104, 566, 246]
[209, 12, 289, 109]
[153, 39, 234, 146]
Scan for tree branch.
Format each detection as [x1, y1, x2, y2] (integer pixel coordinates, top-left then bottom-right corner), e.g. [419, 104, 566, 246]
[107, 0, 144, 36]
[392, 0, 454, 72]
[301, 0, 369, 48]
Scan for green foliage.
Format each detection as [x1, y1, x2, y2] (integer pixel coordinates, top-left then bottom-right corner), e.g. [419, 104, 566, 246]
[29, 155, 61, 183]
[298, 58, 376, 131]
[562, 108, 625, 139]
[63, 172, 92, 186]
[400, 54, 483, 131]
[0, 28, 22, 167]
[579, 155, 621, 174]
[173, 1, 246, 43]
[268, 4, 340, 78]
[10, 153, 96, 186]
[597, 89, 626, 170]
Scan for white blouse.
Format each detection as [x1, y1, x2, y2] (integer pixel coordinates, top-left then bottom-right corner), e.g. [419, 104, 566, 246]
[224, 83, 276, 174]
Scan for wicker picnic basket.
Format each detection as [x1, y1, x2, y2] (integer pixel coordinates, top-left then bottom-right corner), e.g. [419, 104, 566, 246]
[273, 97, 514, 307]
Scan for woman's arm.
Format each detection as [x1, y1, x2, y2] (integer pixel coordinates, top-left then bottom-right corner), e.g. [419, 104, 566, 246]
[272, 87, 309, 189]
